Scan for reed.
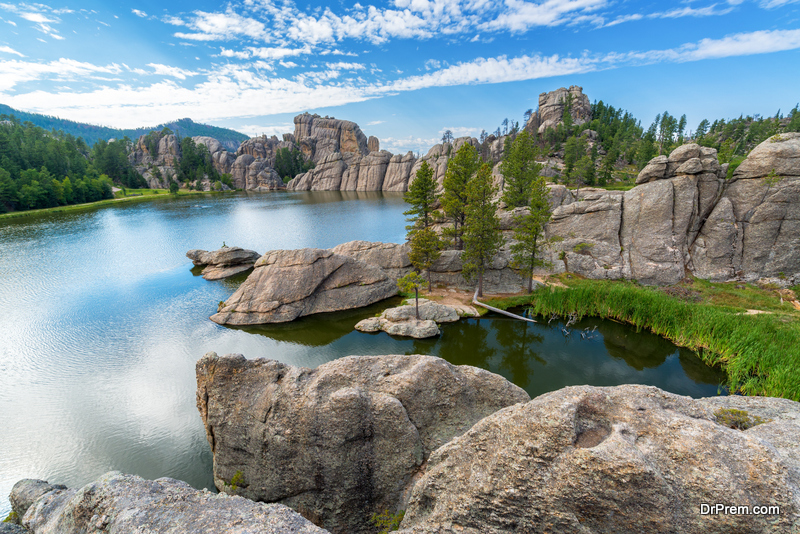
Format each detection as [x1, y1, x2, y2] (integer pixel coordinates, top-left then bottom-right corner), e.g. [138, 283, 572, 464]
[507, 280, 800, 400]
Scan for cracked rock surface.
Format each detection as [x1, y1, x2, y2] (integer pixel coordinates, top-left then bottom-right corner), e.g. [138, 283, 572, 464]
[195, 352, 530, 534]
[397, 385, 800, 534]
[10, 472, 328, 534]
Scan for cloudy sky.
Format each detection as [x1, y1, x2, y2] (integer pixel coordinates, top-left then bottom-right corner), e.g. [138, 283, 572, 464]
[1, 0, 799, 153]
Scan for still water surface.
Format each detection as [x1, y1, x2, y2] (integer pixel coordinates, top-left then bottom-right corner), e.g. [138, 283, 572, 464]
[0, 191, 724, 515]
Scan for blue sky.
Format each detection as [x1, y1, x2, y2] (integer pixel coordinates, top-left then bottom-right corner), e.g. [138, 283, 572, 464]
[1, 0, 799, 153]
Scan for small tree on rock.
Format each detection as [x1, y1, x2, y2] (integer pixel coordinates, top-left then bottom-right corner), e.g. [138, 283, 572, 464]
[397, 271, 425, 320]
[462, 162, 503, 297]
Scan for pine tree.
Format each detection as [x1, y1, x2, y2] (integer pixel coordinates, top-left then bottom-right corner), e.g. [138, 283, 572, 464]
[407, 227, 442, 291]
[462, 162, 503, 297]
[501, 130, 540, 208]
[441, 143, 480, 249]
[403, 160, 437, 231]
[510, 174, 552, 292]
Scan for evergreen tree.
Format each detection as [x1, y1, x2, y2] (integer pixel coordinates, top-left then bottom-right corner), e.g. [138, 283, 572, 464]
[442, 143, 481, 249]
[403, 160, 437, 231]
[501, 130, 540, 208]
[510, 174, 552, 292]
[407, 227, 442, 291]
[462, 163, 503, 297]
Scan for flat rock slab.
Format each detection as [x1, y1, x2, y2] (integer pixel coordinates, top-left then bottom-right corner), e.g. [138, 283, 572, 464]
[355, 300, 470, 338]
[12, 472, 329, 534]
[196, 353, 530, 534]
[397, 384, 800, 534]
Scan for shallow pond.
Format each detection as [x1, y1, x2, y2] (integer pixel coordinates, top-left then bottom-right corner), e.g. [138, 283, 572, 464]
[0, 191, 724, 515]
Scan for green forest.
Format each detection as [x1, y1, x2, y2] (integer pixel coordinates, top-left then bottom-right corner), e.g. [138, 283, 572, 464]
[479, 97, 800, 188]
[0, 104, 249, 148]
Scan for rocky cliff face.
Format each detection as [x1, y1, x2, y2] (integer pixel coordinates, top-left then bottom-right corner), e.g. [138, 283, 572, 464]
[129, 133, 182, 188]
[543, 137, 800, 286]
[196, 352, 530, 534]
[526, 85, 592, 134]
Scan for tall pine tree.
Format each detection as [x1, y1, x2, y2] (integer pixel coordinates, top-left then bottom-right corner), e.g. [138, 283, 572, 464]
[462, 162, 503, 297]
[500, 130, 540, 208]
[403, 160, 437, 231]
[510, 174, 552, 292]
[442, 143, 481, 249]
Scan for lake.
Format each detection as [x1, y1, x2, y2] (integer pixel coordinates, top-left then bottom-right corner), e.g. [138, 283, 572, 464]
[0, 191, 725, 516]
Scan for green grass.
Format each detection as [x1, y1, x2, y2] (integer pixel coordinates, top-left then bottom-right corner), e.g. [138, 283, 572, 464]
[0, 188, 232, 220]
[487, 276, 800, 400]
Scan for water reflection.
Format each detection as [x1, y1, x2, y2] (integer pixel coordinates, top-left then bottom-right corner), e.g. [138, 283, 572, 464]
[0, 191, 726, 518]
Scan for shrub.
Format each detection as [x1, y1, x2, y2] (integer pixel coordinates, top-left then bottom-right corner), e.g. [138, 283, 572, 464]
[714, 408, 769, 430]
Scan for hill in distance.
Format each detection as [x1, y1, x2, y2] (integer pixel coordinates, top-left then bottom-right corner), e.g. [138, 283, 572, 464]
[0, 103, 250, 150]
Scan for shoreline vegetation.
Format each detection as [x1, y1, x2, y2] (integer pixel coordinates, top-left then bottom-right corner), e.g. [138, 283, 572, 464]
[482, 274, 800, 401]
[0, 188, 234, 220]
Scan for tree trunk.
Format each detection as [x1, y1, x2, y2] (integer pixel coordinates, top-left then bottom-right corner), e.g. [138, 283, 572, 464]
[414, 287, 419, 320]
[478, 271, 484, 298]
[427, 269, 432, 292]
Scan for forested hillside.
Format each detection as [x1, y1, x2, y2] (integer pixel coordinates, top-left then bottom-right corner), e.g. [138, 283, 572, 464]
[0, 116, 145, 213]
[476, 96, 800, 188]
[0, 104, 249, 149]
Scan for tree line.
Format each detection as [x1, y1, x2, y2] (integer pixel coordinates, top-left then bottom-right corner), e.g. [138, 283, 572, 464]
[400, 131, 552, 304]
[0, 116, 143, 213]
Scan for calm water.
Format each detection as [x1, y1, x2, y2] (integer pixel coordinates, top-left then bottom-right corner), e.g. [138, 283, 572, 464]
[0, 191, 724, 516]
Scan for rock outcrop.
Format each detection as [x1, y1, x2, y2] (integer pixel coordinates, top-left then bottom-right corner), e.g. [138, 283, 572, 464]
[187, 246, 260, 280]
[293, 113, 369, 162]
[196, 353, 530, 534]
[129, 132, 182, 188]
[541, 139, 798, 285]
[526, 86, 592, 134]
[355, 299, 476, 338]
[10, 472, 328, 534]
[210, 247, 399, 325]
[397, 384, 800, 534]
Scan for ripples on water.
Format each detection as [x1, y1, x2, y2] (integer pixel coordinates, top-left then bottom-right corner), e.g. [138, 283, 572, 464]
[0, 192, 724, 516]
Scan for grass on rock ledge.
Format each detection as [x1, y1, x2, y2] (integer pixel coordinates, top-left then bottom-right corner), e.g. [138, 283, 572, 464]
[485, 274, 800, 401]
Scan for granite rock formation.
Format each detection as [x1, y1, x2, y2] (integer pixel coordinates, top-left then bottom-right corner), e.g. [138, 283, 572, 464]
[210, 247, 399, 325]
[526, 86, 592, 134]
[397, 384, 800, 534]
[10, 472, 328, 534]
[541, 139, 798, 285]
[186, 246, 261, 280]
[196, 353, 530, 534]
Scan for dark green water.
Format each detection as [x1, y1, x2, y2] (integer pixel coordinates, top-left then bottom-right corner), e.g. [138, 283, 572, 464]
[0, 191, 724, 515]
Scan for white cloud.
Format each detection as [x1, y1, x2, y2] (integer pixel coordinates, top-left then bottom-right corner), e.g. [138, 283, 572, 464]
[0, 45, 24, 57]
[366, 120, 384, 125]
[279, 60, 298, 68]
[19, 12, 55, 24]
[380, 135, 439, 154]
[167, 9, 268, 42]
[424, 58, 441, 70]
[439, 126, 479, 137]
[147, 63, 200, 80]
[236, 122, 295, 137]
[0, 58, 122, 92]
[383, 54, 597, 92]
[627, 28, 800, 63]
[131, 9, 148, 18]
[483, 0, 608, 32]
[326, 61, 365, 70]
[759, 0, 800, 7]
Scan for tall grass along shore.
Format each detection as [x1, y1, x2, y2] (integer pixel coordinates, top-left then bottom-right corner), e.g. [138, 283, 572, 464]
[488, 276, 800, 400]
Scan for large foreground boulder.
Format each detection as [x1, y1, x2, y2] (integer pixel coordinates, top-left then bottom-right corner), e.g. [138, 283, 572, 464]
[10, 471, 328, 534]
[210, 247, 397, 325]
[196, 353, 530, 534]
[397, 385, 800, 534]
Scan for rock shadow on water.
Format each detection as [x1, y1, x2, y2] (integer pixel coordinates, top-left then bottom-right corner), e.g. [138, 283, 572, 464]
[226, 297, 403, 346]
